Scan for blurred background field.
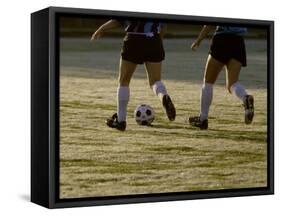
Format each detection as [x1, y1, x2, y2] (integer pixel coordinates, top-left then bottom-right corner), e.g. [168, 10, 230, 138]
[59, 17, 267, 199]
[59, 17, 267, 38]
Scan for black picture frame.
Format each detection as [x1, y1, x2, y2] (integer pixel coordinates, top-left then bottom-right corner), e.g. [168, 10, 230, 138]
[31, 6, 274, 209]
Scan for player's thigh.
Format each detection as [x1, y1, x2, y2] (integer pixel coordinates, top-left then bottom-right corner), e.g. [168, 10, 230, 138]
[204, 55, 224, 84]
[118, 58, 137, 86]
[225, 58, 242, 91]
[144, 62, 162, 86]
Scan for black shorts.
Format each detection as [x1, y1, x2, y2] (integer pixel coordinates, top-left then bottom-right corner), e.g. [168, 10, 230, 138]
[209, 34, 247, 67]
[121, 33, 165, 64]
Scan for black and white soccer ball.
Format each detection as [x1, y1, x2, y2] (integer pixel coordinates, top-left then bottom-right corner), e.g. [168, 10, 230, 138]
[134, 104, 155, 125]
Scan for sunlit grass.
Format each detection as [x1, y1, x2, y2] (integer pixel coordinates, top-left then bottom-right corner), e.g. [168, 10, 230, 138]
[59, 37, 267, 198]
[60, 76, 267, 199]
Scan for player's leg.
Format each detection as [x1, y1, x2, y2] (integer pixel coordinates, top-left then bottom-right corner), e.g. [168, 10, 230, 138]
[145, 61, 176, 121]
[189, 55, 224, 129]
[106, 58, 137, 131]
[117, 58, 137, 122]
[226, 58, 254, 124]
[200, 55, 224, 121]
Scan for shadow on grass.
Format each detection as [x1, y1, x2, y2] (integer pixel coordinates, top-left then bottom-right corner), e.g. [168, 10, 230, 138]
[133, 126, 267, 143]
[148, 124, 184, 130]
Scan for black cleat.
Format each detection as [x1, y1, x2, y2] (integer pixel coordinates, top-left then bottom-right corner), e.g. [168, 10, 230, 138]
[162, 95, 176, 121]
[106, 113, 126, 131]
[189, 116, 208, 130]
[244, 95, 254, 124]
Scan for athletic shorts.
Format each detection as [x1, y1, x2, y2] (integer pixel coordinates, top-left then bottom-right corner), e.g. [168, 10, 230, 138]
[209, 33, 247, 67]
[121, 33, 165, 64]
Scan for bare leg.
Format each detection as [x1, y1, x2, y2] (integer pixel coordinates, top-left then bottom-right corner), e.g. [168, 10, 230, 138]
[144, 62, 165, 100]
[144, 61, 162, 85]
[200, 55, 224, 121]
[225, 58, 246, 100]
[145, 61, 176, 121]
[226, 58, 254, 124]
[118, 58, 137, 86]
[117, 58, 137, 122]
[189, 55, 224, 129]
[204, 55, 224, 84]
[225, 58, 242, 90]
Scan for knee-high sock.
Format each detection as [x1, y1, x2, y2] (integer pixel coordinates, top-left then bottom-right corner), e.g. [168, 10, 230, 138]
[152, 81, 167, 102]
[230, 82, 248, 102]
[200, 83, 213, 121]
[117, 86, 129, 122]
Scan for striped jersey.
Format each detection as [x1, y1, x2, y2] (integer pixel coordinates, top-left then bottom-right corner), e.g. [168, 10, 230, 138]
[119, 20, 163, 34]
[215, 26, 247, 35]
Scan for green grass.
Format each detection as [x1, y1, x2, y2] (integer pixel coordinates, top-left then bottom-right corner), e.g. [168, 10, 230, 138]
[59, 37, 267, 199]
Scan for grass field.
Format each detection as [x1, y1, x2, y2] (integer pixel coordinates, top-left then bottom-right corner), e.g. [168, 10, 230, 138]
[59, 37, 267, 199]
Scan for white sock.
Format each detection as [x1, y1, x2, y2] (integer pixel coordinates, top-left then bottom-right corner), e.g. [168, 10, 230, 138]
[117, 86, 129, 122]
[230, 82, 248, 102]
[200, 83, 213, 121]
[152, 81, 168, 102]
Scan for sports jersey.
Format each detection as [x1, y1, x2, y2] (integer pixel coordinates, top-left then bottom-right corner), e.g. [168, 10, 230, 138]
[215, 26, 247, 35]
[119, 20, 163, 36]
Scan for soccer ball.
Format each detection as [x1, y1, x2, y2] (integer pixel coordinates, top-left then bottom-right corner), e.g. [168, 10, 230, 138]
[134, 104, 155, 125]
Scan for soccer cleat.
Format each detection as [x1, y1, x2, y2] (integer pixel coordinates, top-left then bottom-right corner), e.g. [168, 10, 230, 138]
[162, 95, 176, 121]
[189, 116, 208, 130]
[106, 113, 126, 131]
[244, 95, 254, 124]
